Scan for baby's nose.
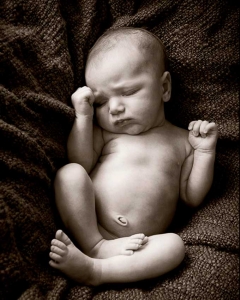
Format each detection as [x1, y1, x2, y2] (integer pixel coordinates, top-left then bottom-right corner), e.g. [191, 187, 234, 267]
[109, 98, 125, 115]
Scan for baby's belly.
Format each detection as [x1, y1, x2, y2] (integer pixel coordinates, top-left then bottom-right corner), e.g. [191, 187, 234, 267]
[90, 164, 179, 238]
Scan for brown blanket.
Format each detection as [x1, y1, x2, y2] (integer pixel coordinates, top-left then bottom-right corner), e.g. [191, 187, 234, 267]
[0, 0, 239, 299]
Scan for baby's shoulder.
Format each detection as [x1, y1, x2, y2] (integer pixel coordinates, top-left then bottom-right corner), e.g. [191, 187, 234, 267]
[167, 122, 188, 139]
[167, 123, 192, 154]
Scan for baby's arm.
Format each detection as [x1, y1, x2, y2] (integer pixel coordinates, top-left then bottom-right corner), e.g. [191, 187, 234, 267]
[67, 87, 104, 173]
[180, 120, 218, 207]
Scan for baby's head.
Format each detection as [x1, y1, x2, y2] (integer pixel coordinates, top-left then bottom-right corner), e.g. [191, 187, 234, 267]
[86, 27, 168, 78]
[85, 27, 171, 135]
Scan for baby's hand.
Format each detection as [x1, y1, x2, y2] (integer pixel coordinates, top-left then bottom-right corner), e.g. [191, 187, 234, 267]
[188, 120, 218, 152]
[71, 86, 95, 117]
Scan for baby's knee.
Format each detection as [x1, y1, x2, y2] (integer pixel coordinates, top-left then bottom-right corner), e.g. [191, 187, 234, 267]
[169, 233, 185, 263]
[54, 163, 88, 188]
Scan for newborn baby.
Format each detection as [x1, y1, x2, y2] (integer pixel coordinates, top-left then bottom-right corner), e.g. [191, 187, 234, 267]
[49, 27, 218, 285]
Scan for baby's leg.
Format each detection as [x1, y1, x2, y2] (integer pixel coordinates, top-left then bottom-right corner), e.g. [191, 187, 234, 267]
[54, 163, 148, 259]
[49, 230, 185, 285]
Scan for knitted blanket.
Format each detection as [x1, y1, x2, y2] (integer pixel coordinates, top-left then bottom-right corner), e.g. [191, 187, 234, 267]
[0, 0, 239, 299]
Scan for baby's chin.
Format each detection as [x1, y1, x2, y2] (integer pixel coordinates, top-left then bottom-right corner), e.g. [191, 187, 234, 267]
[105, 124, 149, 135]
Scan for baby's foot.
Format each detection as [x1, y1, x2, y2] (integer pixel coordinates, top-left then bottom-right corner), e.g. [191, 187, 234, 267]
[49, 230, 100, 285]
[89, 233, 148, 259]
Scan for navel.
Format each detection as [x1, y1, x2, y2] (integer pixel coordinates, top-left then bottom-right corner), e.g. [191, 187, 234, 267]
[115, 215, 128, 226]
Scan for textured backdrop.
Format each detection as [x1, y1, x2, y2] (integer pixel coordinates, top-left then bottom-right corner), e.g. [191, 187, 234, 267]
[0, 0, 239, 299]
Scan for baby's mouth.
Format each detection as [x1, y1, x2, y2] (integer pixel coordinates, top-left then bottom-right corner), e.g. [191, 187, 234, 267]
[114, 119, 131, 126]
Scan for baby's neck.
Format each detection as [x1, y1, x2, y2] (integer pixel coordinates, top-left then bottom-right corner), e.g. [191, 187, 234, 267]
[101, 120, 172, 145]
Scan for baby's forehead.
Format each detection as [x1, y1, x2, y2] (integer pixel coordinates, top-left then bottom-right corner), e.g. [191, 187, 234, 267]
[88, 34, 141, 61]
[86, 28, 167, 76]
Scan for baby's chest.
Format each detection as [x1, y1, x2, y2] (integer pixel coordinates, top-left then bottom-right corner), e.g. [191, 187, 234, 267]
[104, 137, 184, 171]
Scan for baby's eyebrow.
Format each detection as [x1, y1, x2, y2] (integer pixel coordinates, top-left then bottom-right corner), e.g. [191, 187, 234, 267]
[113, 84, 140, 93]
[93, 82, 141, 99]
[122, 86, 140, 91]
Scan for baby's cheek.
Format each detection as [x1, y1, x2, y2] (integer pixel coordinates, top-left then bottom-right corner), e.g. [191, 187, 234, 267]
[95, 111, 105, 124]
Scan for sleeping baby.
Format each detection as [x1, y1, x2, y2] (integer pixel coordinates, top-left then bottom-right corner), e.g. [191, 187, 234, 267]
[49, 27, 218, 285]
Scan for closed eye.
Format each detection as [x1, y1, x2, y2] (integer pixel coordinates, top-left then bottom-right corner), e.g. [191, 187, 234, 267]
[122, 89, 139, 97]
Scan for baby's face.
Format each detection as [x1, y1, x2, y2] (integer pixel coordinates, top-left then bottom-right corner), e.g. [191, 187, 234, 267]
[85, 44, 166, 135]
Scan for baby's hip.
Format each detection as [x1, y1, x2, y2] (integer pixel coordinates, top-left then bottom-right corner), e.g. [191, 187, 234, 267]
[98, 223, 118, 240]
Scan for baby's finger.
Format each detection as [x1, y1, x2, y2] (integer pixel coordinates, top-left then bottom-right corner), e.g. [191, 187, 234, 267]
[188, 121, 197, 130]
[76, 86, 94, 101]
[191, 120, 202, 136]
[204, 122, 218, 134]
[199, 120, 209, 137]
[82, 87, 95, 106]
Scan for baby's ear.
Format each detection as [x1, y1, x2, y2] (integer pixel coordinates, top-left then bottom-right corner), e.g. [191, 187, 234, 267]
[161, 71, 171, 102]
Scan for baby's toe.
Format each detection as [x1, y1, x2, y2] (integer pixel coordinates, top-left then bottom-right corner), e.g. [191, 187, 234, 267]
[122, 250, 134, 256]
[49, 252, 63, 262]
[55, 230, 72, 246]
[130, 233, 145, 240]
[142, 236, 148, 245]
[126, 242, 142, 251]
[133, 236, 148, 245]
[49, 260, 61, 269]
[51, 245, 66, 256]
[51, 239, 67, 250]
[130, 234, 148, 245]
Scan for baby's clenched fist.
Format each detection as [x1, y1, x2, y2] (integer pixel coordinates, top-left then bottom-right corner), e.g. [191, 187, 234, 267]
[71, 86, 95, 116]
[188, 120, 218, 152]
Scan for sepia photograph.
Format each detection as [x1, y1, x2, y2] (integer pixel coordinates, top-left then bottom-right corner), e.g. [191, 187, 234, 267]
[1, 0, 239, 299]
